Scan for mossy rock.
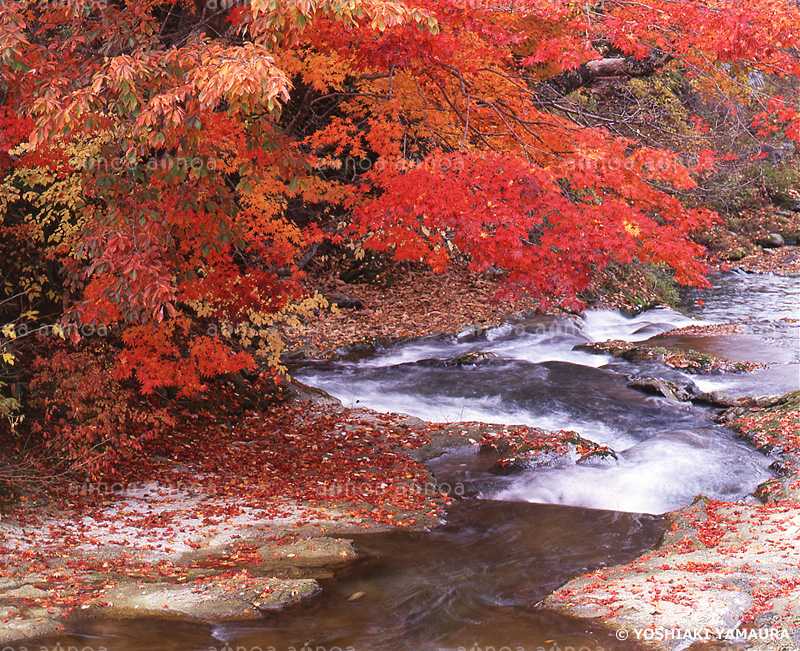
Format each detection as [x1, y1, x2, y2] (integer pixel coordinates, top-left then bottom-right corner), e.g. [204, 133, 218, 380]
[727, 247, 748, 261]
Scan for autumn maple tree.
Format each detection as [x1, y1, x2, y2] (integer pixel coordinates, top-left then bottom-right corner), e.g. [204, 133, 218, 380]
[1, 0, 800, 472]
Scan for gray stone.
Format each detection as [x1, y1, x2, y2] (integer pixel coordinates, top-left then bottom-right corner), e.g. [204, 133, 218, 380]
[288, 381, 342, 405]
[257, 536, 358, 568]
[27, 607, 63, 619]
[104, 577, 320, 620]
[4, 584, 49, 599]
[0, 605, 19, 618]
[0, 617, 62, 645]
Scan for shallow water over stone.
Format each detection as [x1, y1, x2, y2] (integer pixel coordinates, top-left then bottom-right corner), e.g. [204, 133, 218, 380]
[27, 500, 662, 651]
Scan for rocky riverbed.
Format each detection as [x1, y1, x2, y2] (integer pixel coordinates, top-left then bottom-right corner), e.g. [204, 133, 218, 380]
[544, 392, 800, 650]
[0, 395, 607, 646]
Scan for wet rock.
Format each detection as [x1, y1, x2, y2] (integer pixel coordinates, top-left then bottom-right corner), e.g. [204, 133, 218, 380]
[0, 616, 63, 645]
[104, 577, 320, 620]
[444, 351, 498, 366]
[756, 233, 785, 248]
[577, 446, 619, 465]
[708, 392, 787, 413]
[488, 450, 569, 475]
[488, 456, 532, 475]
[576, 341, 754, 374]
[257, 537, 358, 569]
[693, 390, 753, 408]
[768, 460, 791, 477]
[627, 376, 696, 402]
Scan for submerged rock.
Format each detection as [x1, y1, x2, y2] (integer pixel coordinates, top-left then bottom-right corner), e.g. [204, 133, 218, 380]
[104, 577, 320, 620]
[257, 536, 359, 569]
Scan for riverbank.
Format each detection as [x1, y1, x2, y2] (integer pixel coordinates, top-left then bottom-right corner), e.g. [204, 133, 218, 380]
[0, 381, 613, 645]
[544, 392, 800, 650]
[0, 393, 430, 643]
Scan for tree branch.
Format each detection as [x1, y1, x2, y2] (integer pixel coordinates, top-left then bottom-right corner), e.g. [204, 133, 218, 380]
[534, 53, 674, 106]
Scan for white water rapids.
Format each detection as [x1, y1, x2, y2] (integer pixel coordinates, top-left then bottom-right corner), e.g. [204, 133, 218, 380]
[295, 273, 798, 515]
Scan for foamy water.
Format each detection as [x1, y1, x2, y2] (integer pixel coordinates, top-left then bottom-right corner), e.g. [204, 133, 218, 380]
[294, 288, 787, 515]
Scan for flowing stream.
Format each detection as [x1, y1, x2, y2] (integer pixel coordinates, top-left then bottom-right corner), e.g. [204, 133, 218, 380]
[22, 272, 799, 651]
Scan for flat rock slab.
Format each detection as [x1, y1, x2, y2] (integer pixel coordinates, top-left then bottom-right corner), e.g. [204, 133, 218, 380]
[257, 536, 358, 568]
[0, 616, 63, 645]
[104, 576, 319, 620]
[1, 584, 51, 599]
[544, 501, 800, 649]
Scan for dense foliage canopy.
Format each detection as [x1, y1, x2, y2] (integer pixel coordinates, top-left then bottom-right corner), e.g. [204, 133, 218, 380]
[2, 0, 799, 403]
